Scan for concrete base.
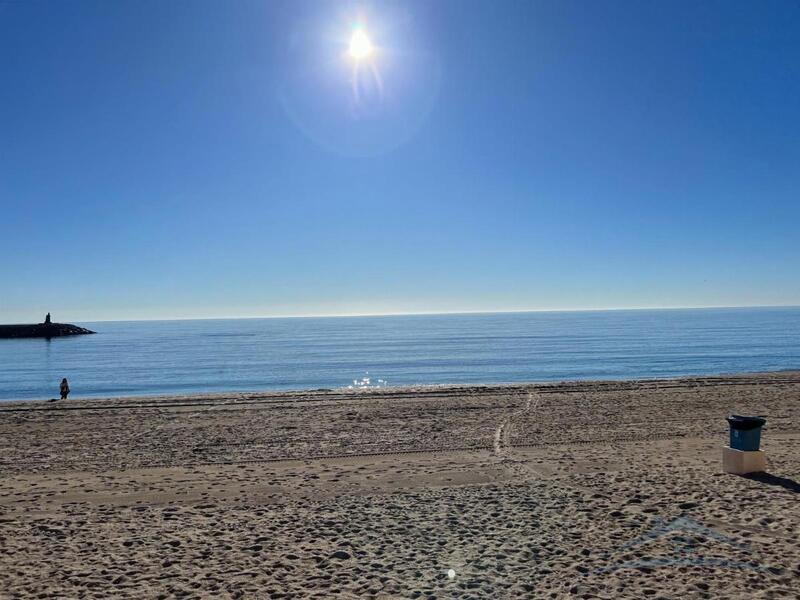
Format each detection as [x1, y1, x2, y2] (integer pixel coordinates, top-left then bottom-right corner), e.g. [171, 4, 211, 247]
[723, 446, 766, 475]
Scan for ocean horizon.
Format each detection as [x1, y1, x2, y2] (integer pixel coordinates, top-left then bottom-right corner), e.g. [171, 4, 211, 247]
[1, 306, 799, 401]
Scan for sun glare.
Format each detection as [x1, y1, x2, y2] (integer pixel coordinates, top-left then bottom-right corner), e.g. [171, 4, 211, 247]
[348, 28, 373, 60]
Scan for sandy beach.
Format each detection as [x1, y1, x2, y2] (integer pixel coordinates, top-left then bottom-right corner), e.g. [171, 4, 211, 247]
[1, 372, 799, 599]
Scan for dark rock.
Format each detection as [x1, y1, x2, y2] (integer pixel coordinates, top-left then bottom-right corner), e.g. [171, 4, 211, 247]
[0, 321, 95, 339]
[330, 550, 351, 560]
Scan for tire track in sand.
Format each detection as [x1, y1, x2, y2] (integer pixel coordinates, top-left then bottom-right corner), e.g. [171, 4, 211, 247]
[494, 392, 537, 458]
[492, 392, 618, 500]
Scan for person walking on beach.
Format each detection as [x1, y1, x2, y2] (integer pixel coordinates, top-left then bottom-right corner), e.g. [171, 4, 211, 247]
[59, 378, 70, 400]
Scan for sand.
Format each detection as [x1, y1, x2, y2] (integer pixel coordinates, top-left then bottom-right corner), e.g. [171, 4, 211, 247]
[1, 372, 799, 599]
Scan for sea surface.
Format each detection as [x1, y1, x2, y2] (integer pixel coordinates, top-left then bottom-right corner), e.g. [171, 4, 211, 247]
[1, 307, 799, 401]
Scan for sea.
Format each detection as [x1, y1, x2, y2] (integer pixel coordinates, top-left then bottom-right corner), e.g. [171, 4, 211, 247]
[1, 307, 799, 401]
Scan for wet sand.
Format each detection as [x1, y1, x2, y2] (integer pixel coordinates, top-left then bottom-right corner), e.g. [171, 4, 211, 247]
[1, 372, 799, 599]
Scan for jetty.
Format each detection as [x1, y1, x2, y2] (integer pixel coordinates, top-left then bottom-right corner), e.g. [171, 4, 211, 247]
[0, 313, 95, 339]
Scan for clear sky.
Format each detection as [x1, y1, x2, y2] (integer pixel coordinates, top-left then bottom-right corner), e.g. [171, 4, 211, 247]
[2, 0, 799, 322]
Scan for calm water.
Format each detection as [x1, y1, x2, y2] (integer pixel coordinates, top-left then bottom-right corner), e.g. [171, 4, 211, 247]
[1, 308, 799, 401]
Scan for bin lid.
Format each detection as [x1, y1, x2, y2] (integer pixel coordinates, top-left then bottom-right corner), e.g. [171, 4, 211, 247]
[726, 414, 766, 430]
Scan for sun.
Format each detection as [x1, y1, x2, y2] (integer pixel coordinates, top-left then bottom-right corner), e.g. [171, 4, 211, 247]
[348, 28, 374, 61]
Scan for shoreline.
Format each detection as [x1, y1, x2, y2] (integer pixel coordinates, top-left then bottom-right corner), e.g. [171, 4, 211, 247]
[3, 368, 800, 407]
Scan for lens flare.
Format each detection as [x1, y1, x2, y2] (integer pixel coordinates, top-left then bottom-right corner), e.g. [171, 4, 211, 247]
[348, 28, 373, 60]
[278, 8, 442, 157]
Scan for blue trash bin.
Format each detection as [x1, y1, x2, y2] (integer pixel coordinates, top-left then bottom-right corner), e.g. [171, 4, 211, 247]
[726, 415, 766, 451]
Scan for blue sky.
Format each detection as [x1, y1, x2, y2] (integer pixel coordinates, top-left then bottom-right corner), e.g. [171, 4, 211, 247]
[1, 0, 799, 321]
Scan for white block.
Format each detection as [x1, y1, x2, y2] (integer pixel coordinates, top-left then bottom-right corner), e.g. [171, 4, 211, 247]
[722, 446, 766, 475]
